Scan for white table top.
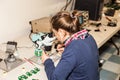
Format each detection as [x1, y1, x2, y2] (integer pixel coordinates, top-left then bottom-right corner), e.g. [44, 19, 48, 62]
[85, 22, 120, 48]
[86, 10, 120, 48]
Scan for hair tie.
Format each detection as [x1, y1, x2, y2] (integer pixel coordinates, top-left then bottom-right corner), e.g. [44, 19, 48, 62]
[70, 12, 77, 19]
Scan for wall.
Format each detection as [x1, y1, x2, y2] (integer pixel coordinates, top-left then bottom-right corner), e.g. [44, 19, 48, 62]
[0, 0, 73, 43]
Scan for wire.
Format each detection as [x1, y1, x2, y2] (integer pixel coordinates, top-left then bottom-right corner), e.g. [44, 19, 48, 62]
[17, 44, 34, 49]
[24, 57, 36, 66]
[70, 0, 75, 10]
[60, 0, 74, 11]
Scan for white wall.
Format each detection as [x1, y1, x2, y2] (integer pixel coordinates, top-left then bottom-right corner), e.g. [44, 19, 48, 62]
[0, 0, 71, 43]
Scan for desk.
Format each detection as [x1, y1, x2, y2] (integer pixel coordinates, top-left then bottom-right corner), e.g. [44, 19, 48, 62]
[85, 10, 120, 51]
[0, 35, 60, 80]
[85, 21, 120, 48]
[0, 11, 119, 80]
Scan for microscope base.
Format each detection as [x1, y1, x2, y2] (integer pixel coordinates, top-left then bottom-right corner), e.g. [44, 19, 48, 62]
[0, 58, 24, 72]
[30, 56, 42, 65]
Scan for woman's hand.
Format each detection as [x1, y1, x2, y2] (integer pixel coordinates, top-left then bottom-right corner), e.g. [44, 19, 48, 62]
[41, 50, 49, 63]
[56, 44, 65, 54]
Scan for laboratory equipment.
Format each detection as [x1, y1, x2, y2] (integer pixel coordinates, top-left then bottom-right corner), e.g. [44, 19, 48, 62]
[29, 32, 56, 65]
[74, 0, 104, 21]
[0, 41, 24, 71]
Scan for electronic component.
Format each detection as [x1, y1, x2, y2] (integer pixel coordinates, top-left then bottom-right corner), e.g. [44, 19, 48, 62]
[74, 0, 104, 21]
[107, 21, 117, 27]
[105, 17, 117, 27]
[94, 29, 100, 32]
[29, 17, 51, 33]
[0, 58, 2, 62]
[90, 22, 101, 27]
[104, 8, 115, 16]
[78, 11, 89, 27]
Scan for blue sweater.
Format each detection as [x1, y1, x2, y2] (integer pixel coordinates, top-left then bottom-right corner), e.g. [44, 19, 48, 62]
[44, 35, 99, 80]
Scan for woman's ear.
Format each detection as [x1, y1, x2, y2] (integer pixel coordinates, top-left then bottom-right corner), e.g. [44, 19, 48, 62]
[58, 28, 66, 41]
[58, 28, 65, 35]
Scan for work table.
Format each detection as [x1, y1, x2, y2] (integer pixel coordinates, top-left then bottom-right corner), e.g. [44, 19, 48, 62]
[0, 10, 120, 80]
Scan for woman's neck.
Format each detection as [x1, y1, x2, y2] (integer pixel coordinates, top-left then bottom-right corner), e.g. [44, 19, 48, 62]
[63, 35, 70, 44]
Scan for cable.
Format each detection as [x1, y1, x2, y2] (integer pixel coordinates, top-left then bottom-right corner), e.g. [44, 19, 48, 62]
[60, 0, 74, 11]
[70, 0, 75, 10]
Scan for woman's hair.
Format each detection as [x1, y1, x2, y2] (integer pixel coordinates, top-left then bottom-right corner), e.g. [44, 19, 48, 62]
[50, 10, 82, 34]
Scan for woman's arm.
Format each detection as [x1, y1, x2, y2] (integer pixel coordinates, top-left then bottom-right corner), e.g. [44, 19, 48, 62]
[43, 49, 76, 80]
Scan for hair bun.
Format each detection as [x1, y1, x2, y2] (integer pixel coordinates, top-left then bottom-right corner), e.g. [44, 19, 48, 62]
[51, 10, 81, 33]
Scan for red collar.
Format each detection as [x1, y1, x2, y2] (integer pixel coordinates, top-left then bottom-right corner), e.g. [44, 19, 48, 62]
[64, 29, 88, 46]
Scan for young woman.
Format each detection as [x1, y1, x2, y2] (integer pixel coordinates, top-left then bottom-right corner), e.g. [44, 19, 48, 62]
[41, 10, 99, 80]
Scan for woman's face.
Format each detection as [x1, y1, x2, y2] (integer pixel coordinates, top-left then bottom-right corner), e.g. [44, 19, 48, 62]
[52, 28, 64, 43]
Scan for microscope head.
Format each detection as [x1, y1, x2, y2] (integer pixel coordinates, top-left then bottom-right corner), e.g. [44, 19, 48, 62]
[30, 32, 56, 51]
